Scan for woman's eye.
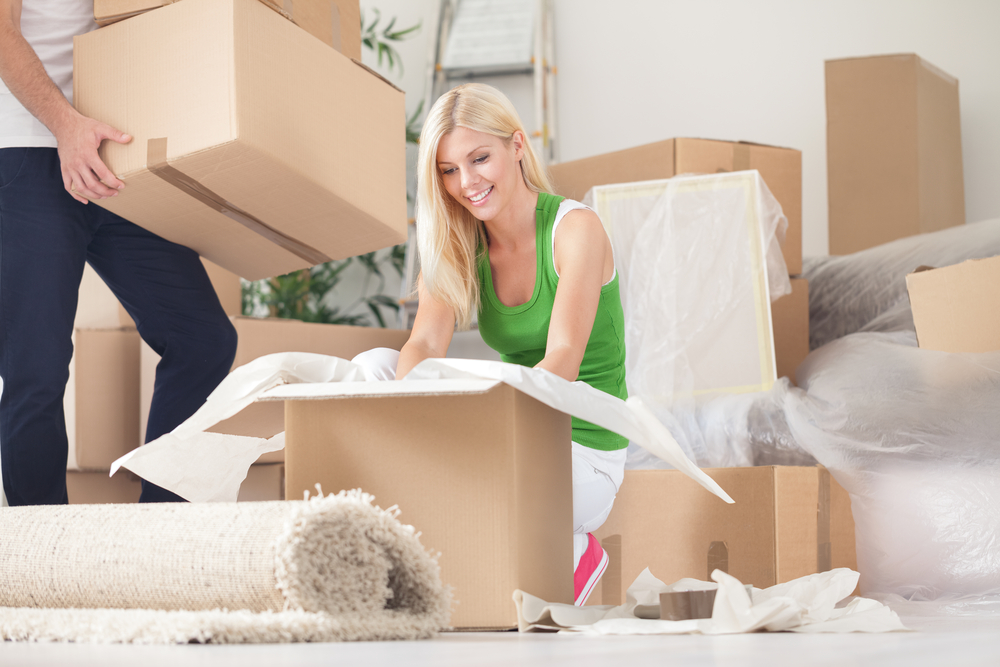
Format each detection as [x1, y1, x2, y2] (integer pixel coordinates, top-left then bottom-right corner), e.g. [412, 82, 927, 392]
[441, 167, 456, 175]
[474, 154, 489, 164]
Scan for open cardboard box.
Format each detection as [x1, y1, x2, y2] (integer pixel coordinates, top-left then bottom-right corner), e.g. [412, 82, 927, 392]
[270, 378, 575, 630]
[589, 466, 857, 606]
[140, 317, 410, 462]
[74, 0, 406, 280]
[905, 256, 1000, 353]
[93, 0, 362, 59]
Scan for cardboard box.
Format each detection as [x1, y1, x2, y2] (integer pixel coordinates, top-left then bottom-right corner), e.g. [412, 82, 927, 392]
[589, 466, 857, 605]
[76, 258, 242, 331]
[905, 256, 1000, 353]
[772, 278, 810, 385]
[67, 469, 142, 504]
[280, 379, 574, 629]
[65, 328, 141, 471]
[94, 0, 362, 60]
[826, 54, 964, 255]
[238, 463, 285, 501]
[74, 0, 406, 280]
[549, 138, 803, 274]
[139, 316, 410, 461]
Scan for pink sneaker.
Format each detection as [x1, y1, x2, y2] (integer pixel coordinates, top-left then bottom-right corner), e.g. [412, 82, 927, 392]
[574, 533, 609, 606]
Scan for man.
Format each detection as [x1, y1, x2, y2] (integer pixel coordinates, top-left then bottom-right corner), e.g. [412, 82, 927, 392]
[0, 0, 238, 505]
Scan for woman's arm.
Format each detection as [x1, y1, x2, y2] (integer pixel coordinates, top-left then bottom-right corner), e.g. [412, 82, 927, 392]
[395, 274, 456, 379]
[537, 208, 615, 382]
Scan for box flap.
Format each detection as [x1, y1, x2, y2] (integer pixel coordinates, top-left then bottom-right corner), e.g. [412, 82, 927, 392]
[260, 379, 503, 401]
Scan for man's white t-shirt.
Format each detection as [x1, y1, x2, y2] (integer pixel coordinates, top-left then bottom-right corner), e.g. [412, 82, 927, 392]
[0, 0, 97, 148]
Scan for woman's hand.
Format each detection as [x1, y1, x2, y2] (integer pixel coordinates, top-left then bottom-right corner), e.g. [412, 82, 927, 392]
[395, 274, 456, 379]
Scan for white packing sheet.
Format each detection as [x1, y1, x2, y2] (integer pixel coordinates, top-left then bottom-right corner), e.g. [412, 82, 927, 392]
[514, 568, 909, 635]
[111, 353, 734, 505]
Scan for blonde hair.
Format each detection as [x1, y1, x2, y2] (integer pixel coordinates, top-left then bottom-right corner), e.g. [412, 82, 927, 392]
[415, 83, 552, 330]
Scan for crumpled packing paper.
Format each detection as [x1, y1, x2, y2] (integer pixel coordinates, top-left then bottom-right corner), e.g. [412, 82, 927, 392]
[514, 568, 909, 634]
[111, 354, 733, 505]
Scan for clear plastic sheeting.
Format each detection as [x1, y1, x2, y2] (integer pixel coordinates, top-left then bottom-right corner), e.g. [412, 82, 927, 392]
[631, 331, 1000, 604]
[805, 218, 1000, 351]
[586, 171, 790, 471]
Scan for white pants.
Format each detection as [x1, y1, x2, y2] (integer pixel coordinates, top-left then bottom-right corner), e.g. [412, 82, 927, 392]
[351, 348, 626, 536]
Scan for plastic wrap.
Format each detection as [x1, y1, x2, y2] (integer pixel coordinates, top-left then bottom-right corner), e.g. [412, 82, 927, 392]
[805, 218, 1000, 350]
[584, 171, 790, 469]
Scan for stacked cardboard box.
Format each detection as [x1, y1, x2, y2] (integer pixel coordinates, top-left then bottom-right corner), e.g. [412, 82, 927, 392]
[74, 0, 406, 280]
[906, 256, 1000, 353]
[826, 54, 964, 255]
[588, 466, 858, 605]
[550, 138, 810, 384]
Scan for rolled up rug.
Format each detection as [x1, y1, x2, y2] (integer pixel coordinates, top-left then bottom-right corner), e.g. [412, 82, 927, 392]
[0, 489, 450, 643]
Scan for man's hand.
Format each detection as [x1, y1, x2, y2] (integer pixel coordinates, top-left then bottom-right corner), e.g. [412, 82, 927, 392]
[53, 110, 132, 204]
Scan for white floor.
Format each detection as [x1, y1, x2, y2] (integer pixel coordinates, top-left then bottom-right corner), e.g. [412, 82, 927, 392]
[2, 615, 999, 667]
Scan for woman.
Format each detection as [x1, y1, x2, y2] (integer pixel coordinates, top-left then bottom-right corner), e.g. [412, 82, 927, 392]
[355, 83, 627, 606]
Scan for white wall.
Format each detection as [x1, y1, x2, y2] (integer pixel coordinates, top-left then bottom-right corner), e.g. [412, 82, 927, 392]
[365, 0, 1000, 259]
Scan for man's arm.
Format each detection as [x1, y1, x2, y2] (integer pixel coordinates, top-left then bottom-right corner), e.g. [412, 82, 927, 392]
[0, 0, 131, 203]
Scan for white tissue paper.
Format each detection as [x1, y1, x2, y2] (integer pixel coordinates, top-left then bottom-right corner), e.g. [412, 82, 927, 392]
[514, 568, 908, 635]
[111, 353, 733, 505]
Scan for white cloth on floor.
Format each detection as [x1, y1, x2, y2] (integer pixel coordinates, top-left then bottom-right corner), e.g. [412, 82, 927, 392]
[514, 568, 909, 634]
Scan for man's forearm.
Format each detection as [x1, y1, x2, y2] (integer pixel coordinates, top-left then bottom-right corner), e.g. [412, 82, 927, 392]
[0, 19, 79, 136]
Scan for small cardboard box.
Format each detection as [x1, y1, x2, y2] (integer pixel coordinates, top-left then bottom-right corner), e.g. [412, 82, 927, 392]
[94, 0, 362, 60]
[589, 466, 857, 605]
[772, 277, 810, 385]
[67, 469, 142, 504]
[278, 379, 574, 629]
[140, 316, 410, 460]
[237, 463, 285, 502]
[74, 0, 406, 280]
[905, 256, 1000, 353]
[76, 258, 242, 331]
[66, 328, 141, 471]
[826, 54, 964, 255]
[549, 138, 803, 275]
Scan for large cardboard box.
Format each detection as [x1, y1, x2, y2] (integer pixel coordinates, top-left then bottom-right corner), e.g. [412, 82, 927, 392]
[76, 258, 242, 330]
[772, 278, 810, 385]
[590, 466, 857, 606]
[66, 328, 141, 471]
[280, 380, 574, 629]
[74, 0, 406, 280]
[826, 54, 964, 255]
[139, 317, 410, 460]
[549, 138, 803, 275]
[67, 469, 143, 504]
[94, 0, 362, 60]
[237, 463, 285, 501]
[905, 256, 1000, 353]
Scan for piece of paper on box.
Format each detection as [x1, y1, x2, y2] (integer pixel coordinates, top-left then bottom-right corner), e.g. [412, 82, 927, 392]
[111, 353, 733, 504]
[514, 568, 909, 635]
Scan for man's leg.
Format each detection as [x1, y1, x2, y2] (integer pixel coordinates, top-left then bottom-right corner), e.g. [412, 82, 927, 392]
[0, 148, 92, 506]
[87, 209, 237, 503]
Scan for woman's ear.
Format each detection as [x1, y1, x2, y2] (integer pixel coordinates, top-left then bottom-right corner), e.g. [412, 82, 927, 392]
[511, 130, 526, 161]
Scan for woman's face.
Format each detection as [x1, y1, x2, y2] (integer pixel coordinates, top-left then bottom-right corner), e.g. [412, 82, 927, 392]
[436, 126, 525, 222]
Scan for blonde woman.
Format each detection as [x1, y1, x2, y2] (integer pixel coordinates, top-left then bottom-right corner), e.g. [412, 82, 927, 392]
[354, 83, 626, 605]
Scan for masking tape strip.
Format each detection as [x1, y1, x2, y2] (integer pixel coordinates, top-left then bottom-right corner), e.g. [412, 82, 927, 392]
[147, 138, 332, 266]
[708, 541, 729, 579]
[817, 467, 832, 572]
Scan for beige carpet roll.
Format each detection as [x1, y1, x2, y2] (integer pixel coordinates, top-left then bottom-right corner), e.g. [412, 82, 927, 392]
[0, 489, 451, 643]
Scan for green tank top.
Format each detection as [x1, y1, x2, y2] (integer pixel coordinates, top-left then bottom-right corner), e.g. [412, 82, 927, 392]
[476, 192, 628, 451]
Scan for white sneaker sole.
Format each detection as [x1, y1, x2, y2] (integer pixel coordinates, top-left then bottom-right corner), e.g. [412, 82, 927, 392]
[575, 547, 609, 606]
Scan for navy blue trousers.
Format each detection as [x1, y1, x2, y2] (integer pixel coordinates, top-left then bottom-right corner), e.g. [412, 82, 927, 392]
[0, 147, 237, 505]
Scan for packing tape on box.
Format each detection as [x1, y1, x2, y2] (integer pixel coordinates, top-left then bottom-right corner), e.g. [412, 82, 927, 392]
[147, 138, 332, 266]
[111, 353, 734, 505]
